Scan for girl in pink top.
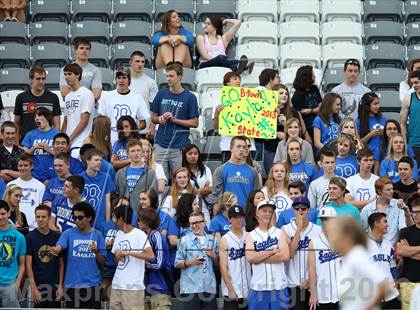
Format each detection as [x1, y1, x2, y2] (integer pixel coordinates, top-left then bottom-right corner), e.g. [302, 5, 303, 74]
[197, 15, 254, 74]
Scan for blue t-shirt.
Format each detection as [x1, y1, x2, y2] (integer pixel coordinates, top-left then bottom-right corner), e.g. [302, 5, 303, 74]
[381, 143, 415, 161]
[209, 214, 231, 237]
[80, 171, 116, 225]
[112, 140, 128, 160]
[38, 155, 84, 182]
[96, 220, 118, 269]
[356, 115, 387, 160]
[151, 88, 199, 149]
[316, 202, 361, 226]
[289, 161, 317, 191]
[43, 177, 65, 202]
[57, 228, 106, 288]
[126, 166, 145, 192]
[219, 162, 256, 209]
[0, 228, 26, 286]
[0, 178, 6, 200]
[51, 196, 76, 232]
[313, 115, 340, 145]
[22, 127, 60, 179]
[335, 156, 359, 179]
[380, 158, 419, 182]
[276, 208, 318, 228]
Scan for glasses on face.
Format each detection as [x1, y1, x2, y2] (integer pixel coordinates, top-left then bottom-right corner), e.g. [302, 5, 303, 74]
[189, 220, 205, 227]
[73, 215, 86, 222]
[293, 206, 309, 211]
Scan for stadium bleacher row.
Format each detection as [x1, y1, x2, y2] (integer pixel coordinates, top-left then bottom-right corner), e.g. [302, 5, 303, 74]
[0, 0, 419, 140]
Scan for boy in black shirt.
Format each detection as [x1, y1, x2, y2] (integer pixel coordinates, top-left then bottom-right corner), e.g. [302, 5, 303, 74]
[26, 204, 64, 308]
[393, 157, 418, 204]
[0, 121, 24, 182]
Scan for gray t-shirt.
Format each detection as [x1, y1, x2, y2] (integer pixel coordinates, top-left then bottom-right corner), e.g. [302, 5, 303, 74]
[332, 82, 370, 120]
[60, 62, 102, 90]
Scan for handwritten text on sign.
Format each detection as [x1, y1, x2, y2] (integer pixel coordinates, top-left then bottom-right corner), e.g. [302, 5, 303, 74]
[218, 86, 278, 139]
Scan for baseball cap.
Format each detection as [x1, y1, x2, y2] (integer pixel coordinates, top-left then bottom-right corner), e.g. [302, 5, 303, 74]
[257, 200, 276, 211]
[329, 176, 349, 193]
[228, 205, 245, 218]
[292, 197, 310, 209]
[115, 67, 130, 78]
[318, 207, 337, 219]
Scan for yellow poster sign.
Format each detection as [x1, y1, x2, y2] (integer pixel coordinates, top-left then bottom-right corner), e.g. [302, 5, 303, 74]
[218, 86, 278, 139]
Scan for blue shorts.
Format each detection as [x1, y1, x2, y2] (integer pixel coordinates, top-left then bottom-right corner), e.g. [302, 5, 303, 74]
[248, 289, 290, 310]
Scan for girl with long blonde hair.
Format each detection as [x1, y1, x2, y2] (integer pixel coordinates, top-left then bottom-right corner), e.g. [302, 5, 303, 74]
[84, 115, 112, 161]
[139, 139, 167, 194]
[3, 185, 29, 234]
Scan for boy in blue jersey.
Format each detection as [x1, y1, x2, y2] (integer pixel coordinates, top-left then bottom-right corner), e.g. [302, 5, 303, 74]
[37, 132, 84, 182]
[80, 143, 116, 180]
[150, 62, 199, 179]
[0, 200, 26, 308]
[286, 138, 317, 190]
[50, 202, 106, 309]
[277, 181, 318, 228]
[138, 208, 173, 310]
[80, 149, 115, 226]
[209, 136, 261, 209]
[43, 153, 71, 207]
[50, 175, 84, 232]
[22, 107, 59, 180]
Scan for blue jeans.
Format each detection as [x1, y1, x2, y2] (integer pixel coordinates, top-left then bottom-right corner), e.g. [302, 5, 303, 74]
[198, 55, 239, 71]
[0, 284, 20, 308]
[248, 289, 290, 310]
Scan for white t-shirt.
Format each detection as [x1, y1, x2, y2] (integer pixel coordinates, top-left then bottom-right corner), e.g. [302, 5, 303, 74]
[9, 177, 46, 230]
[64, 86, 95, 149]
[338, 245, 383, 310]
[155, 162, 167, 182]
[98, 89, 150, 144]
[346, 173, 379, 202]
[308, 175, 331, 209]
[111, 228, 151, 290]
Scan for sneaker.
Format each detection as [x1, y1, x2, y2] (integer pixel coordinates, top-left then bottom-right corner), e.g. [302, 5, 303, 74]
[11, 17, 18, 22]
[235, 55, 248, 74]
[4, 17, 11, 21]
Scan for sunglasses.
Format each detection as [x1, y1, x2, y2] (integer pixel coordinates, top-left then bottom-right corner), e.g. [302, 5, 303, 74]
[73, 215, 86, 221]
[293, 206, 309, 211]
[345, 59, 360, 66]
[189, 220, 205, 226]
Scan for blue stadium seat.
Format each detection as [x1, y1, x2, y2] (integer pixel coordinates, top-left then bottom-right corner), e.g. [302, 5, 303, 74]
[29, 21, 68, 44]
[71, 0, 112, 22]
[30, 0, 70, 23]
[364, 43, 406, 69]
[363, 0, 403, 22]
[111, 21, 152, 44]
[364, 21, 404, 44]
[111, 42, 152, 68]
[366, 68, 405, 91]
[155, 0, 195, 23]
[0, 43, 30, 68]
[0, 67, 30, 91]
[113, 0, 153, 22]
[31, 43, 69, 68]
[0, 22, 27, 44]
[70, 21, 110, 44]
[196, 0, 236, 21]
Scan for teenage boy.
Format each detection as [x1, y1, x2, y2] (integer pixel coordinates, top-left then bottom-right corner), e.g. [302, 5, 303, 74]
[0, 121, 24, 182]
[332, 58, 370, 120]
[43, 153, 72, 206]
[316, 176, 361, 225]
[308, 150, 336, 209]
[175, 211, 220, 309]
[210, 136, 260, 209]
[396, 198, 420, 309]
[110, 205, 155, 310]
[9, 153, 45, 230]
[50, 175, 85, 232]
[345, 147, 379, 210]
[277, 182, 318, 228]
[308, 207, 341, 310]
[129, 51, 159, 139]
[0, 200, 26, 308]
[282, 198, 321, 310]
[287, 139, 317, 191]
[151, 62, 199, 178]
[59, 38, 102, 102]
[367, 213, 401, 309]
[361, 177, 411, 247]
[22, 107, 59, 180]
[394, 157, 418, 204]
[114, 140, 158, 211]
[246, 200, 290, 310]
[79, 143, 116, 180]
[401, 69, 420, 163]
[50, 202, 106, 309]
[14, 66, 61, 143]
[38, 133, 84, 182]
[26, 204, 64, 308]
[61, 63, 95, 157]
[80, 149, 115, 225]
[98, 67, 149, 145]
[220, 205, 251, 310]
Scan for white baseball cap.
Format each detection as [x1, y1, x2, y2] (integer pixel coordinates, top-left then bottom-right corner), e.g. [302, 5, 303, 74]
[257, 200, 276, 211]
[318, 207, 337, 219]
